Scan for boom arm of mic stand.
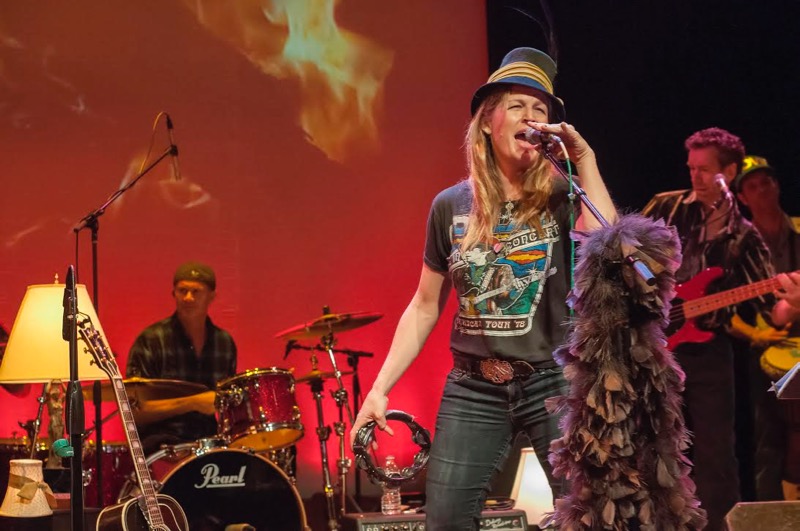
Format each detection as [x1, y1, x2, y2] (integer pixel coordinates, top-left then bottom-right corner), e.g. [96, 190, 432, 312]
[73, 145, 174, 233]
[542, 149, 656, 286]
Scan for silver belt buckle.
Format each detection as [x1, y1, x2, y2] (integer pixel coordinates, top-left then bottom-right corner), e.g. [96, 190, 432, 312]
[479, 359, 513, 384]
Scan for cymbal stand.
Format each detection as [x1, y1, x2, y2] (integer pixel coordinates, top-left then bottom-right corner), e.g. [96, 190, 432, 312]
[283, 340, 372, 503]
[319, 332, 359, 517]
[307, 350, 340, 530]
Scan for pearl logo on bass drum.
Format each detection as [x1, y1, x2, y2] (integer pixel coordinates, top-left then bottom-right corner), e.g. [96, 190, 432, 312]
[194, 464, 247, 488]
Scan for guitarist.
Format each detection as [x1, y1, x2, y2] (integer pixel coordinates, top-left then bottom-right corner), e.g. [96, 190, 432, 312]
[730, 155, 800, 501]
[126, 261, 238, 455]
[642, 127, 800, 530]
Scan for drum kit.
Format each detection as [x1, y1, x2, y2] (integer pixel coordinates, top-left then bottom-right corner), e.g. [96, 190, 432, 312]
[0, 308, 382, 530]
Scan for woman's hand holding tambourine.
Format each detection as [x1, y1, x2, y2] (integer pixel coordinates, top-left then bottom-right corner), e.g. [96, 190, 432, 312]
[349, 388, 392, 450]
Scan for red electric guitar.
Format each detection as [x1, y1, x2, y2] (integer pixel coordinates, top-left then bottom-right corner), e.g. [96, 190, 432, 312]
[77, 317, 188, 531]
[666, 266, 789, 350]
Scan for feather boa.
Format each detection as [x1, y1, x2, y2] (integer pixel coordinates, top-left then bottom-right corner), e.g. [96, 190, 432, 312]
[543, 214, 707, 531]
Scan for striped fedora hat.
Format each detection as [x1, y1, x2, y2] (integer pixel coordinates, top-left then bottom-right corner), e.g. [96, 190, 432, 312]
[470, 47, 565, 122]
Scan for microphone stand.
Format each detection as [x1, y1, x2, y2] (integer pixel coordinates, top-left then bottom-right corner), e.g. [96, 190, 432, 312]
[541, 147, 656, 286]
[63, 265, 85, 531]
[73, 144, 175, 508]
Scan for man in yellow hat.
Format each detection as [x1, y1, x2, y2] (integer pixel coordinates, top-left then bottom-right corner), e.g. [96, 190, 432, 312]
[731, 156, 800, 501]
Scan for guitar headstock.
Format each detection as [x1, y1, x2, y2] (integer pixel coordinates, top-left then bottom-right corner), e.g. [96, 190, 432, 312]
[77, 317, 120, 380]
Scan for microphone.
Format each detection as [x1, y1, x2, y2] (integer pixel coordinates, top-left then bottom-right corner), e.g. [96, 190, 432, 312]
[715, 173, 733, 201]
[524, 127, 563, 146]
[62, 266, 75, 341]
[166, 114, 181, 181]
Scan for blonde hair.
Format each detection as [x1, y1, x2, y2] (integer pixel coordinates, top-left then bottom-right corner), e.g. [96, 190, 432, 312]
[461, 89, 554, 251]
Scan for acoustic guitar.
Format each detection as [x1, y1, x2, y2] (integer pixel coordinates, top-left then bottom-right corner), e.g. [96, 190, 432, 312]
[77, 317, 188, 531]
[666, 266, 792, 350]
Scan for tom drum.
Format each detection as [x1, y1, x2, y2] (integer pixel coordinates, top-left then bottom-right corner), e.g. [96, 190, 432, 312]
[216, 368, 303, 451]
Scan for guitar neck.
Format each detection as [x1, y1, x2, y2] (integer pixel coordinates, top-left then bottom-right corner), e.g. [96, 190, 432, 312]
[681, 276, 781, 319]
[108, 375, 164, 527]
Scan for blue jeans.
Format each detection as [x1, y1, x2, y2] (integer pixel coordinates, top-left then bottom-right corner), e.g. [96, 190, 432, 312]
[424, 366, 569, 531]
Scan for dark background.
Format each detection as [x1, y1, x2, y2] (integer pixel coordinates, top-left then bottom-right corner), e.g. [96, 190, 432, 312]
[485, 0, 799, 506]
[487, 0, 800, 212]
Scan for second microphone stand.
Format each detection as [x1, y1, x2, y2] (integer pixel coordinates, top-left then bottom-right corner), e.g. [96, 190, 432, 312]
[73, 135, 177, 507]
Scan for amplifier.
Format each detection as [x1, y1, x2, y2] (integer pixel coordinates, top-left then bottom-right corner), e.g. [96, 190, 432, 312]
[341, 509, 527, 531]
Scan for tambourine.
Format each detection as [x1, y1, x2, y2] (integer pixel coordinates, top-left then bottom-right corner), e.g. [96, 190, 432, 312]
[352, 409, 432, 488]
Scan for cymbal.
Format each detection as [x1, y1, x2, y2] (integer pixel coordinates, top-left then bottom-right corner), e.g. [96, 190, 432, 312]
[295, 369, 354, 383]
[82, 377, 209, 403]
[275, 311, 383, 340]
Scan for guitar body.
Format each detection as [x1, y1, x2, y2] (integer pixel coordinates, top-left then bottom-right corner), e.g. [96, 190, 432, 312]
[96, 494, 188, 531]
[667, 267, 723, 350]
[667, 317, 714, 351]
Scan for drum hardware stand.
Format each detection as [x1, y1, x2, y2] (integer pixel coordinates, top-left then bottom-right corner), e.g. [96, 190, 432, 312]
[283, 340, 372, 506]
[318, 328, 368, 517]
[279, 306, 380, 520]
[332, 387, 354, 517]
[306, 350, 341, 530]
[344, 350, 368, 504]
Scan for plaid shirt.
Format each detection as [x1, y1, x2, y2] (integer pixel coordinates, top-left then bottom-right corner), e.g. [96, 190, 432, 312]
[643, 189, 776, 331]
[126, 313, 237, 447]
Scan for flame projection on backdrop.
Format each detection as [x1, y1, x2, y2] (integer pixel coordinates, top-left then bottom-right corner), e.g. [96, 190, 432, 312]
[0, 0, 488, 501]
[182, 0, 394, 163]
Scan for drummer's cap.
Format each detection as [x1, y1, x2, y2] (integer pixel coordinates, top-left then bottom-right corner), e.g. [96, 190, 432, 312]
[173, 261, 216, 291]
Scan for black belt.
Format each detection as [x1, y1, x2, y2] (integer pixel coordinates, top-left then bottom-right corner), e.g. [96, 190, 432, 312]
[453, 355, 553, 384]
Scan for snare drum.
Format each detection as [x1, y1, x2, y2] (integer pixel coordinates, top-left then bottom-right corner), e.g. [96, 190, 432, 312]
[158, 448, 308, 530]
[216, 368, 303, 451]
[83, 441, 134, 507]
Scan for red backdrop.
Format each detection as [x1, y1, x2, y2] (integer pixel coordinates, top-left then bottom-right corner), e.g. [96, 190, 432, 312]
[0, 0, 487, 498]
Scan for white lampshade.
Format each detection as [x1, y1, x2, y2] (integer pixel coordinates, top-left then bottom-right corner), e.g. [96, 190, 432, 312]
[510, 447, 554, 526]
[0, 283, 108, 383]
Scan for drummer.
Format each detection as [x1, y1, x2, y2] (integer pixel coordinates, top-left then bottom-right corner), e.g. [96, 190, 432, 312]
[126, 261, 237, 454]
